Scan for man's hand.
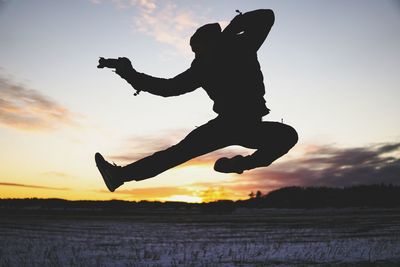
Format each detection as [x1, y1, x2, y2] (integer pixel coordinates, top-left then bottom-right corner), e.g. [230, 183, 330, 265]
[97, 57, 141, 96]
[115, 57, 134, 80]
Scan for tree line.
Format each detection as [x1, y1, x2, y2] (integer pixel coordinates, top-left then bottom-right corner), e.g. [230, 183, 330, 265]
[240, 184, 400, 208]
[1, 184, 400, 213]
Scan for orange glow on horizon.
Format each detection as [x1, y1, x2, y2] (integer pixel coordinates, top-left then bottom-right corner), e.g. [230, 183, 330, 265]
[0, 152, 266, 202]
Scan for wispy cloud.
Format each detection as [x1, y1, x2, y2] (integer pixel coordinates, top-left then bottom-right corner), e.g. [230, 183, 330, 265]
[133, 2, 202, 56]
[41, 171, 74, 179]
[90, 0, 156, 10]
[109, 129, 253, 168]
[0, 74, 79, 131]
[109, 128, 190, 163]
[89, 0, 216, 56]
[107, 125, 400, 199]
[239, 142, 400, 193]
[132, 2, 231, 56]
[124, 139, 400, 197]
[176, 142, 400, 199]
[0, 182, 69, 191]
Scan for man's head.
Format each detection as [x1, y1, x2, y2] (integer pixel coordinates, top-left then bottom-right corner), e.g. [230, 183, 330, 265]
[190, 23, 222, 56]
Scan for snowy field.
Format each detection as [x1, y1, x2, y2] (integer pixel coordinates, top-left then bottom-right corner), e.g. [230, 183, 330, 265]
[1, 208, 400, 266]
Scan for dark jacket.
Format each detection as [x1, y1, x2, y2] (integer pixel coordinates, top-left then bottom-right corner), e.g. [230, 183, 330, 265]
[126, 9, 275, 119]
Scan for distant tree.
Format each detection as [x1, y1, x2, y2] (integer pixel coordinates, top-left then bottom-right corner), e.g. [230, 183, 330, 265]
[249, 191, 255, 199]
[256, 191, 263, 198]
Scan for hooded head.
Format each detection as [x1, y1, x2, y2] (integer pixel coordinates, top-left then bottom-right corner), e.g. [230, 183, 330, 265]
[190, 23, 222, 56]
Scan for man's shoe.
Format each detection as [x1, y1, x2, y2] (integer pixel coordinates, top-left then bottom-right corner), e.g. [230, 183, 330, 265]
[214, 155, 245, 174]
[95, 153, 124, 192]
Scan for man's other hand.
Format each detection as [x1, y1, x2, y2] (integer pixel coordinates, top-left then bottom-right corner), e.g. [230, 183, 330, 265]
[115, 57, 134, 79]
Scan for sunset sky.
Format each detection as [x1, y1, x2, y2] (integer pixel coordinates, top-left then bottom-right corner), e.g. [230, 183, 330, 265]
[1, 0, 399, 202]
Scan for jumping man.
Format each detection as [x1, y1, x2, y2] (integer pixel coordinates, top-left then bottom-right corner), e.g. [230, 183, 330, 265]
[95, 9, 298, 192]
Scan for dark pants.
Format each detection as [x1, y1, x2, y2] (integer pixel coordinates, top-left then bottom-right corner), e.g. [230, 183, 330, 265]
[122, 116, 298, 181]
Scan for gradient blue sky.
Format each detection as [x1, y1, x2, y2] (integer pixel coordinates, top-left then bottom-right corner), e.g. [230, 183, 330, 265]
[1, 0, 399, 201]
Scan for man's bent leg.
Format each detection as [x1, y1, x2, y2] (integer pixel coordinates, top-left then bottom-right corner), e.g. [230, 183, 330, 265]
[242, 122, 298, 170]
[214, 122, 298, 173]
[121, 118, 229, 181]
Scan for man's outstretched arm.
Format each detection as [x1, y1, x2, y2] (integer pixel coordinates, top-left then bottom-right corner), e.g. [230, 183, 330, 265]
[223, 9, 275, 51]
[115, 58, 201, 97]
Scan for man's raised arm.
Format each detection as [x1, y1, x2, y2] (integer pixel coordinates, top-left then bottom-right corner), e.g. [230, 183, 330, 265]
[223, 9, 275, 51]
[115, 58, 201, 97]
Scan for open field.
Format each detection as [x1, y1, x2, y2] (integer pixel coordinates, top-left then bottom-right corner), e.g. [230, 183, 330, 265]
[1, 208, 400, 266]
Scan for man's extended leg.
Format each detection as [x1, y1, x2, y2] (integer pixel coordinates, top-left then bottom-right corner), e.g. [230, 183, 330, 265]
[96, 119, 226, 191]
[119, 118, 231, 182]
[214, 121, 298, 173]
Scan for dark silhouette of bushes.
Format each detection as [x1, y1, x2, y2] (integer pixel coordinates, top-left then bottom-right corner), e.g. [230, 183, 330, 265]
[1, 184, 399, 212]
[239, 184, 400, 208]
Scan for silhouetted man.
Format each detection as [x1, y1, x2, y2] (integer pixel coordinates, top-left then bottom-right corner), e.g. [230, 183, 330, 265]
[96, 9, 298, 192]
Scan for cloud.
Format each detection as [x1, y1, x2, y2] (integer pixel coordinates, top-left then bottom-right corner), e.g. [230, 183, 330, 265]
[240, 142, 400, 193]
[41, 171, 73, 179]
[109, 128, 189, 163]
[133, 2, 202, 56]
[170, 142, 400, 199]
[131, 2, 232, 57]
[107, 125, 400, 199]
[0, 182, 69, 191]
[110, 136, 172, 162]
[0, 74, 79, 131]
[109, 128, 255, 166]
[89, 0, 220, 56]
[90, 0, 156, 10]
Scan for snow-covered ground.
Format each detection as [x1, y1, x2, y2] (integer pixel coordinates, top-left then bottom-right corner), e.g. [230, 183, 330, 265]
[1, 208, 399, 266]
